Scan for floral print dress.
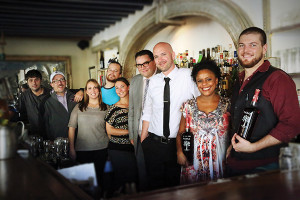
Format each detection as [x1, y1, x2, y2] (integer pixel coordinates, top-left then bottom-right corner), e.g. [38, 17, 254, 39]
[180, 97, 230, 184]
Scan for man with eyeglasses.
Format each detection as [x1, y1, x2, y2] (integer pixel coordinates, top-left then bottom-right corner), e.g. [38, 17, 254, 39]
[101, 60, 122, 105]
[42, 71, 83, 140]
[128, 50, 158, 191]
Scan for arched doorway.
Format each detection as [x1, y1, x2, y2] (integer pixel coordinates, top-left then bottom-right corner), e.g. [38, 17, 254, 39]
[120, 0, 253, 79]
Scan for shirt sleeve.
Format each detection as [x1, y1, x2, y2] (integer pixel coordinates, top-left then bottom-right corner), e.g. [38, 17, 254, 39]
[104, 105, 116, 126]
[189, 75, 201, 98]
[263, 70, 300, 142]
[68, 104, 79, 128]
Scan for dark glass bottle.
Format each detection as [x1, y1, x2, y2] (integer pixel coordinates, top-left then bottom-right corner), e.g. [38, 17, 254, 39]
[206, 48, 211, 60]
[100, 51, 105, 69]
[181, 116, 194, 165]
[237, 89, 260, 140]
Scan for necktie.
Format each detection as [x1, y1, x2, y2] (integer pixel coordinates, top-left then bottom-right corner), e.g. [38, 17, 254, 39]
[142, 79, 150, 113]
[163, 77, 170, 138]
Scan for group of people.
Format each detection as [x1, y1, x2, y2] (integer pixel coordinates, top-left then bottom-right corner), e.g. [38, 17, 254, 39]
[16, 26, 300, 196]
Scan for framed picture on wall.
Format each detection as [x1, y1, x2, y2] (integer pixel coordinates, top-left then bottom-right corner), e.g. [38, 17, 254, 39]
[89, 66, 97, 80]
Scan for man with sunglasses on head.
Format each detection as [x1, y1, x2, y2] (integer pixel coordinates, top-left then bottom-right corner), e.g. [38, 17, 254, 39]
[42, 71, 83, 140]
[101, 59, 122, 105]
[128, 50, 158, 191]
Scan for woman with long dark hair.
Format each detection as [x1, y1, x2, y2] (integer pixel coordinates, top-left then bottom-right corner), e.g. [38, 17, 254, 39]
[68, 79, 108, 187]
[104, 77, 138, 193]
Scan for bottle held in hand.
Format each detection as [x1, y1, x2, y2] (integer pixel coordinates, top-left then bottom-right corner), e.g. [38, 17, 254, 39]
[181, 115, 194, 165]
[237, 89, 260, 140]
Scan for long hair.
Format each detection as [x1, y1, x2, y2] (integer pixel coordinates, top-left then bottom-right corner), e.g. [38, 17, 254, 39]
[79, 79, 106, 112]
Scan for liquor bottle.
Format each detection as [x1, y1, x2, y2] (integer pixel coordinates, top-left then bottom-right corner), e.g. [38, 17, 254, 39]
[100, 51, 105, 69]
[189, 57, 194, 68]
[181, 115, 194, 165]
[206, 48, 211, 60]
[201, 49, 206, 62]
[237, 89, 261, 140]
[197, 51, 203, 63]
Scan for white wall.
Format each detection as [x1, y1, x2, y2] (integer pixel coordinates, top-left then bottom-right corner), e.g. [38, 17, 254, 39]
[145, 16, 235, 57]
[5, 37, 96, 89]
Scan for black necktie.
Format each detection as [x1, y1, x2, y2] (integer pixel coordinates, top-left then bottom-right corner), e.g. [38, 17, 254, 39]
[163, 77, 170, 138]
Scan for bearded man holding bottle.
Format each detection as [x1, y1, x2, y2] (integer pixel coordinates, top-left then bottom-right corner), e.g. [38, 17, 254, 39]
[226, 27, 300, 177]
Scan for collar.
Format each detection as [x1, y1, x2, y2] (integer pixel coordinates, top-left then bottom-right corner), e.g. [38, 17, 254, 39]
[159, 66, 178, 80]
[239, 60, 271, 84]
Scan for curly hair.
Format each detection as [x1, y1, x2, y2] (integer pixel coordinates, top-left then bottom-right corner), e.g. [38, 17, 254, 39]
[191, 60, 221, 84]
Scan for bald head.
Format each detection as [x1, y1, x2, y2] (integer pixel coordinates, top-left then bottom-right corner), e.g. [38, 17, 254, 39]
[153, 42, 175, 75]
[153, 42, 173, 53]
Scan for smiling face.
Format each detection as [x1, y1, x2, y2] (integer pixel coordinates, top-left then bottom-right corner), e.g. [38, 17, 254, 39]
[86, 81, 99, 100]
[50, 74, 66, 96]
[136, 54, 156, 78]
[238, 33, 267, 69]
[115, 80, 129, 98]
[153, 42, 175, 75]
[196, 69, 218, 97]
[106, 63, 121, 82]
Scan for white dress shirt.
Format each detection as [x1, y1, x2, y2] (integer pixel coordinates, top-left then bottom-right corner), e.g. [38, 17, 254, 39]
[142, 67, 200, 138]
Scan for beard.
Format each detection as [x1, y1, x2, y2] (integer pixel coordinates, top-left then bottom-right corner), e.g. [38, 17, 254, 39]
[106, 75, 117, 82]
[238, 53, 264, 69]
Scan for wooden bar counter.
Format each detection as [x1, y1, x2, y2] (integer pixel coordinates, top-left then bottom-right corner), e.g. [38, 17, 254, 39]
[0, 154, 93, 200]
[114, 170, 300, 200]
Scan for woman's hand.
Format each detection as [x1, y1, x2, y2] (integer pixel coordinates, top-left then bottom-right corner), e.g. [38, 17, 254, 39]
[226, 144, 232, 161]
[177, 151, 189, 167]
[69, 148, 76, 161]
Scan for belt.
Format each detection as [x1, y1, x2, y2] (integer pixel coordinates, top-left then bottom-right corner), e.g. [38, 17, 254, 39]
[148, 132, 176, 144]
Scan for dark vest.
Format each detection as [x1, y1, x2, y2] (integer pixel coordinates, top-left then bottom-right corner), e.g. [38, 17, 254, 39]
[230, 66, 285, 160]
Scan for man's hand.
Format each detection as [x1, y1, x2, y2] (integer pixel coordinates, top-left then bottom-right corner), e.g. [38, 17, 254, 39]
[130, 139, 134, 145]
[74, 90, 84, 102]
[140, 132, 148, 143]
[231, 133, 256, 153]
[177, 151, 189, 167]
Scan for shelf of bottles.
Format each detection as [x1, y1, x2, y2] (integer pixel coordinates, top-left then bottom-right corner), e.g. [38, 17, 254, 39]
[174, 44, 240, 98]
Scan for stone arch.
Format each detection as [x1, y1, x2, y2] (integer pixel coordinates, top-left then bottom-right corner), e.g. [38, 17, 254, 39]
[121, 0, 253, 79]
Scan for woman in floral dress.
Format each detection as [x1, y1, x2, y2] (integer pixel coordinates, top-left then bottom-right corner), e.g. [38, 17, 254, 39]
[176, 60, 230, 184]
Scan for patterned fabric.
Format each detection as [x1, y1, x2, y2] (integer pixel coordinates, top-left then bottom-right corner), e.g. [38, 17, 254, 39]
[104, 105, 130, 144]
[180, 97, 230, 184]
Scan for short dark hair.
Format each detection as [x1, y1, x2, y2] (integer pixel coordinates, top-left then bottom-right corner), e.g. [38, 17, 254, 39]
[135, 50, 154, 61]
[25, 70, 42, 80]
[108, 58, 123, 74]
[115, 77, 130, 86]
[239, 27, 267, 45]
[191, 60, 221, 83]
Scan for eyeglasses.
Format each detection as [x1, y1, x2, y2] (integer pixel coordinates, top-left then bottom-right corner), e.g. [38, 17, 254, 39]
[136, 60, 152, 69]
[52, 78, 66, 84]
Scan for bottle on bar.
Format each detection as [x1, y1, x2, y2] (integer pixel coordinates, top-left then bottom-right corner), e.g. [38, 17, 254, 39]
[181, 114, 194, 165]
[237, 89, 261, 141]
[100, 51, 105, 69]
[206, 48, 211, 60]
[197, 51, 203, 63]
[201, 49, 206, 62]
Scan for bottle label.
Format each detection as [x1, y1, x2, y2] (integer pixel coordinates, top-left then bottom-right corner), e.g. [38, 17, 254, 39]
[182, 135, 192, 151]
